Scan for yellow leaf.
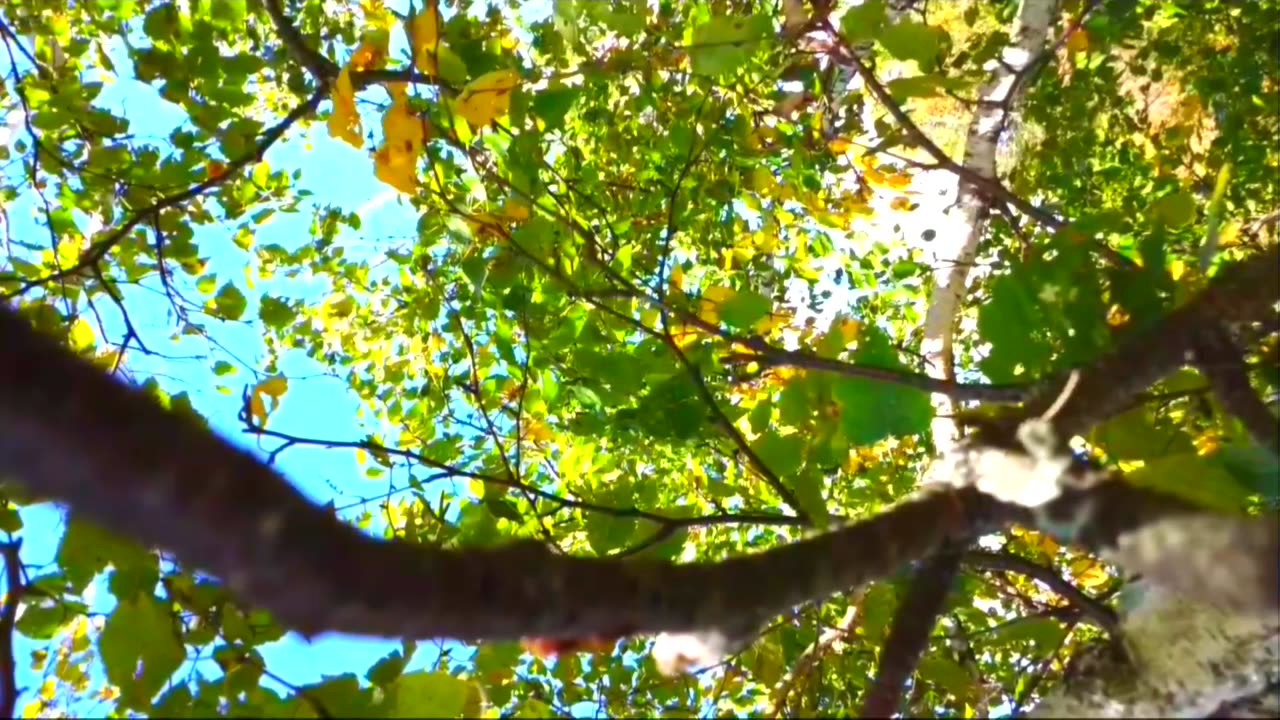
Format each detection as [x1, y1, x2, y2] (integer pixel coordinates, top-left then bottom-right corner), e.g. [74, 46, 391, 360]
[375, 146, 418, 194]
[454, 70, 520, 128]
[1072, 560, 1111, 589]
[248, 392, 267, 426]
[881, 172, 912, 190]
[1066, 28, 1089, 55]
[256, 375, 288, 399]
[1218, 219, 1242, 247]
[702, 285, 737, 303]
[249, 375, 288, 427]
[524, 421, 555, 443]
[40, 678, 56, 701]
[373, 94, 428, 194]
[669, 323, 707, 348]
[326, 69, 363, 149]
[640, 307, 660, 328]
[68, 317, 95, 353]
[465, 213, 505, 242]
[349, 29, 390, 71]
[500, 199, 531, 222]
[669, 265, 684, 290]
[408, 5, 443, 58]
[827, 136, 853, 153]
[889, 196, 913, 211]
[836, 318, 860, 345]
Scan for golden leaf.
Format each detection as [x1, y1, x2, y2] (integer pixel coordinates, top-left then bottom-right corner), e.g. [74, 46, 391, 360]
[249, 375, 288, 427]
[350, 29, 390, 71]
[326, 69, 363, 149]
[454, 69, 520, 128]
[408, 4, 443, 57]
[1066, 28, 1089, 55]
[373, 148, 413, 194]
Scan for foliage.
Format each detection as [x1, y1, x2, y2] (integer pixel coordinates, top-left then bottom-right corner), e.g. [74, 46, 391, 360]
[0, 0, 1275, 717]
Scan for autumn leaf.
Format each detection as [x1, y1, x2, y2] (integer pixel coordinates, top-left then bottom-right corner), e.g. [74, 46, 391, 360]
[249, 375, 288, 427]
[454, 69, 520, 128]
[350, 29, 390, 71]
[326, 69, 363, 149]
[407, 4, 443, 72]
[373, 93, 428, 194]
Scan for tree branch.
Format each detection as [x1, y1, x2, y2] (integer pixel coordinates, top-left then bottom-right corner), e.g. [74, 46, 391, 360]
[861, 551, 962, 718]
[0, 540, 22, 720]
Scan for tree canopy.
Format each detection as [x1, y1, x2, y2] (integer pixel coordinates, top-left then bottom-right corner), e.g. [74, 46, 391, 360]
[0, 0, 1277, 717]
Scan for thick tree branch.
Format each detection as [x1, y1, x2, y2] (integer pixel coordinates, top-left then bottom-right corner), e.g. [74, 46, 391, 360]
[1191, 326, 1279, 454]
[1025, 244, 1280, 439]
[0, 246, 1274, 660]
[861, 550, 962, 718]
[0, 540, 21, 720]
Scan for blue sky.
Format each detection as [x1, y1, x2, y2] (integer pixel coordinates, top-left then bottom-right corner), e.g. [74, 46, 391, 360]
[2, 1, 556, 714]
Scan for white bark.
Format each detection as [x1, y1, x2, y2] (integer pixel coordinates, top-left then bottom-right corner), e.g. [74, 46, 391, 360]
[1029, 583, 1280, 718]
[919, 0, 1058, 454]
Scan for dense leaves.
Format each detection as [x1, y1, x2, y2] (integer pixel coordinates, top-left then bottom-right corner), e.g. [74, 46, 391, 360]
[0, 0, 1275, 717]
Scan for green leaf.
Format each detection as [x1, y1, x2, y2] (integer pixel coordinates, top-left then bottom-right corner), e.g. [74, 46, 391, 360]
[484, 498, 524, 522]
[57, 519, 152, 593]
[987, 616, 1067, 650]
[0, 504, 20, 533]
[751, 430, 805, 477]
[195, 274, 218, 294]
[718, 289, 771, 329]
[100, 596, 186, 709]
[689, 14, 772, 76]
[1152, 189, 1197, 227]
[748, 399, 773, 435]
[206, 0, 247, 28]
[830, 327, 931, 445]
[212, 281, 247, 320]
[258, 294, 296, 328]
[513, 699, 555, 718]
[584, 508, 638, 555]
[151, 685, 194, 718]
[878, 21, 946, 71]
[387, 671, 482, 718]
[1088, 407, 1193, 461]
[531, 86, 579, 131]
[298, 674, 378, 717]
[859, 582, 898, 646]
[789, 470, 830, 528]
[366, 650, 408, 687]
[977, 273, 1054, 381]
[1204, 444, 1280, 504]
[1198, 163, 1232, 272]
[918, 655, 976, 702]
[1126, 452, 1256, 512]
[17, 599, 89, 640]
[839, 0, 886, 43]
